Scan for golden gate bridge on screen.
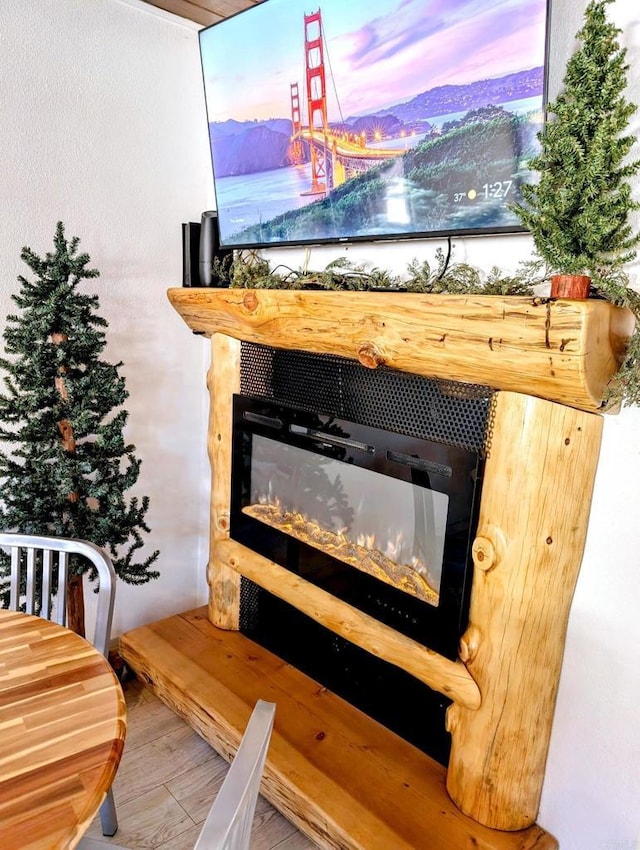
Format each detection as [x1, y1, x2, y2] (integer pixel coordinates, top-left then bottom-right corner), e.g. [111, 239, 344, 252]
[288, 8, 410, 197]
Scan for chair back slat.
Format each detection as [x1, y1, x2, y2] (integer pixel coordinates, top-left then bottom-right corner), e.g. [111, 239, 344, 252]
[25, 547, 37, 615]
[41, 549, 53, 620]
[9, 548, 20, 611]
[56, 551, 68, 626]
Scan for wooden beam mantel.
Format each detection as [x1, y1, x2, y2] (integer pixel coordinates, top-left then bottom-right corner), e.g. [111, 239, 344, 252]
[168, 287, 634, 412]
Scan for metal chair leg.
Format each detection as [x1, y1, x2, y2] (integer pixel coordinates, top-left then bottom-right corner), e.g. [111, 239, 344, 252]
[99, 788, 118, 836]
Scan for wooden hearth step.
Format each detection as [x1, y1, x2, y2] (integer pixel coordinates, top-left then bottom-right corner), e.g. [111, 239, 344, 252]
[119, 608, 558, 850]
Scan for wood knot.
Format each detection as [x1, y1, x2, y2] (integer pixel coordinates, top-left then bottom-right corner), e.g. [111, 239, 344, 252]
[459, 624, 481, 664]
[471, 526, 506, 573]
[472, 536, 497, 572]
[445, 704, 460, 734]
[357, 343, 385, 369]
[243, 291, 258, 312]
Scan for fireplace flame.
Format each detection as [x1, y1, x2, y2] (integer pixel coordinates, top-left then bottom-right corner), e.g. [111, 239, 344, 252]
[384, 529, 405, 561]
[243, 500, 439, 607]
[336, 526, 349, 546]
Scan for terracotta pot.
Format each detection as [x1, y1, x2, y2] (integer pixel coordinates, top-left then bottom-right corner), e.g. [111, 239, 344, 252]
[550, 274, 591, 299]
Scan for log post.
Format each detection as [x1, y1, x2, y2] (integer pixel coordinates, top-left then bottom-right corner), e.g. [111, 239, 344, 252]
[446, 391, 603, 829]
[207, 333, 242, 628]
[217, 536, 481, 709]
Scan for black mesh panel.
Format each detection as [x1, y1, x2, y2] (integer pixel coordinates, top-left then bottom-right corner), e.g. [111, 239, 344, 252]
[240, 343, 493, 455]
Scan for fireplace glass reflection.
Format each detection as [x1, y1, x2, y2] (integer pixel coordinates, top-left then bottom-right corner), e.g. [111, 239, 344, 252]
[247, 434, 448, 606]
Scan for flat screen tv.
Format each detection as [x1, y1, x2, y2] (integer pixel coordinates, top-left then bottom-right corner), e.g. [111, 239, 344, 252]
[199, 0, 550, 249]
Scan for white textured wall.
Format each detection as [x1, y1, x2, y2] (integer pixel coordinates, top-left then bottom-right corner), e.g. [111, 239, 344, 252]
[1, 0, 638, 847]
[0, 0, 213, 634]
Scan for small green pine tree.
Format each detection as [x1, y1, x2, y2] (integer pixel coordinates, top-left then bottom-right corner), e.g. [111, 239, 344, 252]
[0, 222, 159, 588]
[512, 0, 640, 280]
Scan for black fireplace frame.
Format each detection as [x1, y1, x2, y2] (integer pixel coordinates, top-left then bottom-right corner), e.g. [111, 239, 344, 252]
[230, 393, 484, 660]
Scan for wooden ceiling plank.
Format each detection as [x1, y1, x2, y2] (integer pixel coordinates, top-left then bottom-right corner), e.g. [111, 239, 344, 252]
[140, 0, 263, 26]
[197, 0, 261, 16]
[141, 0, 224, 26]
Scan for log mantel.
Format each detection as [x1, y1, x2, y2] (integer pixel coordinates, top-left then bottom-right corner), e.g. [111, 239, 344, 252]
[168, 287, 634, 412]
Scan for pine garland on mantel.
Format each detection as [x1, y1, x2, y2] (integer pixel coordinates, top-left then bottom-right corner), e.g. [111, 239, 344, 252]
[220, 249, 543, 297]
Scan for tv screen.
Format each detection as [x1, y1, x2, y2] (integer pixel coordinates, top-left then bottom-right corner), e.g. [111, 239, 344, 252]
[199, 0, 550, 249]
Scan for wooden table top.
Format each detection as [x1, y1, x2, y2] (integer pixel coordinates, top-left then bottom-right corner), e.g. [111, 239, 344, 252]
[0, 609, 127, 850]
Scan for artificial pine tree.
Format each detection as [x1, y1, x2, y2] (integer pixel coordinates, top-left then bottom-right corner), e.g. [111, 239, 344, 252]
[0, 222, 159, 615]
[512, 0, 640, 284]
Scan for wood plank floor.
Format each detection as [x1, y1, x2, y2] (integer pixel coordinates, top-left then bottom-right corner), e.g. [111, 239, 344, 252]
[81, 677, 318, 850]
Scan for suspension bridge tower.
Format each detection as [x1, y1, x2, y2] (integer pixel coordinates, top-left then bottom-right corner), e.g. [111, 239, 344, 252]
[288, 82, 304, 165]
[304, 9, 329, 195]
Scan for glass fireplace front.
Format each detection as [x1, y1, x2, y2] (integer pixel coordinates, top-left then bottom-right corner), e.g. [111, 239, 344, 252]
[230, 394, 483, 659]
[248, 433, 448, 606]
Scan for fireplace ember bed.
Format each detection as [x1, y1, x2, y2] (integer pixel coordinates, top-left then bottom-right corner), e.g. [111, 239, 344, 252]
[120, 288, 634, 850]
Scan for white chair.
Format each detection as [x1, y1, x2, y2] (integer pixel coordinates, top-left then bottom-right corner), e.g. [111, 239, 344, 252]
[0, 532, 119, 837]
[194, 699, 276, 850]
